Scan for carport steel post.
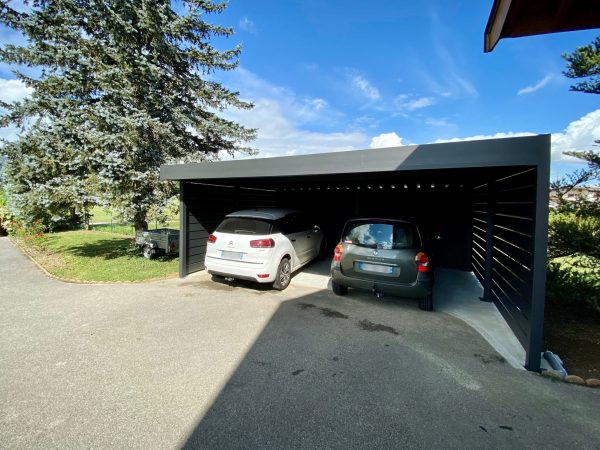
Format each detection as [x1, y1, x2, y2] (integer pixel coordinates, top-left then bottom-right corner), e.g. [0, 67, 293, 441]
[527, 157, 550, 372]
[161, 135, 551, 371]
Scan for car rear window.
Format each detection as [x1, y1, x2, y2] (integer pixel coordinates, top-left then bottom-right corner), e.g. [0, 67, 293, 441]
[216, 217, 274, 235]
[342, 220, 420, 249]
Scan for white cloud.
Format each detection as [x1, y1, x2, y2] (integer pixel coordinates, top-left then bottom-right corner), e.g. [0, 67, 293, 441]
[0, 125, 21, 142]
[0, 78, 32, 143]
[433, 131, 536, 144]
[239, 17, 257, 34]
[551, 109, 600, 162]
[218, 68, 369, 158]
[431, 109, 600, 164]
[420, 70, 478, 99]
[351, 116, 379, 130]
[394, 94, 436, 112]
[223, 68, 339, 126]
[349, 73, 380, 100]
[517, 75, 553, 95]
[6, 0, 30, 12]
[422, 16, 479, 99]
[0, 78, 33, 103]
[425, 117, 452, 127]
[369, 132, 405, 148]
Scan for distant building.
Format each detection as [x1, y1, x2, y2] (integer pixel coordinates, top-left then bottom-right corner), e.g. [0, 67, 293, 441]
[549, 186, 600, 208]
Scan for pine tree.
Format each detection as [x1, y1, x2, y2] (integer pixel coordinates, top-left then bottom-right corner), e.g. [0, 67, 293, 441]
[562, 36, 600, 94]
[0, 0, 255, 231]
[546, 38, 600, 288]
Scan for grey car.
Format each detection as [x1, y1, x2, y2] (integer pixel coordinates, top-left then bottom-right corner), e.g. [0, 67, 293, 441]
[330, 218, 434, 311]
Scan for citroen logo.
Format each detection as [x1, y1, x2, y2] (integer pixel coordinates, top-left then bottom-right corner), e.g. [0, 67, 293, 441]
[373, 249, 378, 256]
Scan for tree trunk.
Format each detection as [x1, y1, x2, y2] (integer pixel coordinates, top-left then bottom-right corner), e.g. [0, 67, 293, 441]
[134, 213, 148, 234]
[83, 210, 91, 230]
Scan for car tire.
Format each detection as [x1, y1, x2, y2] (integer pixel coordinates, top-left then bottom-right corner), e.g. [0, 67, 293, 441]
[318, 237, 328, 260]
[273, 257, 292, 290]
[418, 294, 433, 311]
[142, 244, 156, 260]
[332, 281, 348, 296]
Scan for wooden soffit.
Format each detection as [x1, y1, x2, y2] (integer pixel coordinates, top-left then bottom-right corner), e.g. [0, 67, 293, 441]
[485, 0, 600, 52]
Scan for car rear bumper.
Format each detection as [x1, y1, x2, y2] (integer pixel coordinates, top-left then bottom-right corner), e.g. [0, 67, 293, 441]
[330, 268, 433, 299]
[205, 256, 275, 283]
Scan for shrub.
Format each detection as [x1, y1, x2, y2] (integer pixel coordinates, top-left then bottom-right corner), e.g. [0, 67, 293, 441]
[0, 188, 8, 236]
[5, 218, 46, 239]
[546, 261, 600, 313]
[548, 211, 600, 261]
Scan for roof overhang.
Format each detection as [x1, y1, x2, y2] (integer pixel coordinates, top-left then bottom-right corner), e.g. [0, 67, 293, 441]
[160, 135, 550, 182]
[484, 0, 600, 53]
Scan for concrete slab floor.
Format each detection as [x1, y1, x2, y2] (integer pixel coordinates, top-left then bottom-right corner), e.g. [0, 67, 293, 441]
[291, 261, 526, 369]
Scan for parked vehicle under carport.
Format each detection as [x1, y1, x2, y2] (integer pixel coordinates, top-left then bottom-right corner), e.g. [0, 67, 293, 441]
[205, 208, 326, 290]
[330, 218, 434, 310]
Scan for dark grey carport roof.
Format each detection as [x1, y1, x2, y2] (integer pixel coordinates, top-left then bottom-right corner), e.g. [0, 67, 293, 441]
[160, 135, 550, 181]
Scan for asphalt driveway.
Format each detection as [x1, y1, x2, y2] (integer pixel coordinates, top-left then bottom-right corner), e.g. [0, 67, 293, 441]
[1, 236, 599, 449]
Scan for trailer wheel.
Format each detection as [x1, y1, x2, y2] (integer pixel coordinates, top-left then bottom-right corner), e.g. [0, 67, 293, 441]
[143, 244, 156, 260]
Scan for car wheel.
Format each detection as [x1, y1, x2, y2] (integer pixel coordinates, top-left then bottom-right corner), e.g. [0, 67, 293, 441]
[273, 257, 292, 290]
[332, 281, 348, 296]
[318, 237, 328, 260]
[418, 294, 433, 311]
[142, 244, 156, 260]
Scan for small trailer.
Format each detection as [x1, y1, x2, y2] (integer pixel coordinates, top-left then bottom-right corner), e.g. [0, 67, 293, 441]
[135, 228, 179, 259]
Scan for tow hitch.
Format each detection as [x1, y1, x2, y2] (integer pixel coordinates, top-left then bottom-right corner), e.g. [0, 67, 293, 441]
[372, 285, 384, 299]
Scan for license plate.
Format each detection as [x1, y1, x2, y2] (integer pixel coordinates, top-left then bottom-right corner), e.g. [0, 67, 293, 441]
[220, 250, 245, 261]
[359, 262, 394, 274]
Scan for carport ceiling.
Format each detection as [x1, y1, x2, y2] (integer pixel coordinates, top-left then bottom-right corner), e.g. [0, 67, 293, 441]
[174, 166, 531, 193]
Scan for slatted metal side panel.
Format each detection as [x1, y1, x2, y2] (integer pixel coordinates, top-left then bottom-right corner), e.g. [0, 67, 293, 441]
[471, 168, 537, 348]
[182, 183, 277, 275]
[492, 168, 537, 347]
[471, 186, 488, 286]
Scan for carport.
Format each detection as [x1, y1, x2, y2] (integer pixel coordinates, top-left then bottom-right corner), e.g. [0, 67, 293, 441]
[160, 134, 550, 371]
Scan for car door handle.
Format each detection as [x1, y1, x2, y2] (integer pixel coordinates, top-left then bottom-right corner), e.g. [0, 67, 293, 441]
[291, 239, 296, 242]
[306, 235, 311, 238]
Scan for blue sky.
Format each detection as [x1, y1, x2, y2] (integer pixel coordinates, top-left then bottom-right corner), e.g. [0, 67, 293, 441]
[1, 0, 599, 180]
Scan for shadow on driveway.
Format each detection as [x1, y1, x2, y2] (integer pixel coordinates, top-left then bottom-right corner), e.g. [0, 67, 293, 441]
[181, 287, 600, 449]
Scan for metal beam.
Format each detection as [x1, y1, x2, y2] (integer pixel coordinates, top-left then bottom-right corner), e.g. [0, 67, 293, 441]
[178, 181, 188, 278]
[160, 136, 549, 182]
[525, 137, 551, 371]
[482, 182, 495, 302]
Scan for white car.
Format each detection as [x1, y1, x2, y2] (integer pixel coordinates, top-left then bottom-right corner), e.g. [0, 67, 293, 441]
[205, 209, 326, 290]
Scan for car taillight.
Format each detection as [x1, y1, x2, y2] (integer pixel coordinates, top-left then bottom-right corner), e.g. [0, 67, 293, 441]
[415, 252, 430, 272]
[207, 234, 217, 244]
[250, 238, 275, 248]
[333, 243, 343, 262]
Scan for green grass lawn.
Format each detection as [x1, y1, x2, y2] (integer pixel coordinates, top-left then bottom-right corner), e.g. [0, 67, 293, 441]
[16, 230, 179, 282]
[89, 205, 178, 236]
[91, 220, 179, 236]
[90, 205, 114, 223]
